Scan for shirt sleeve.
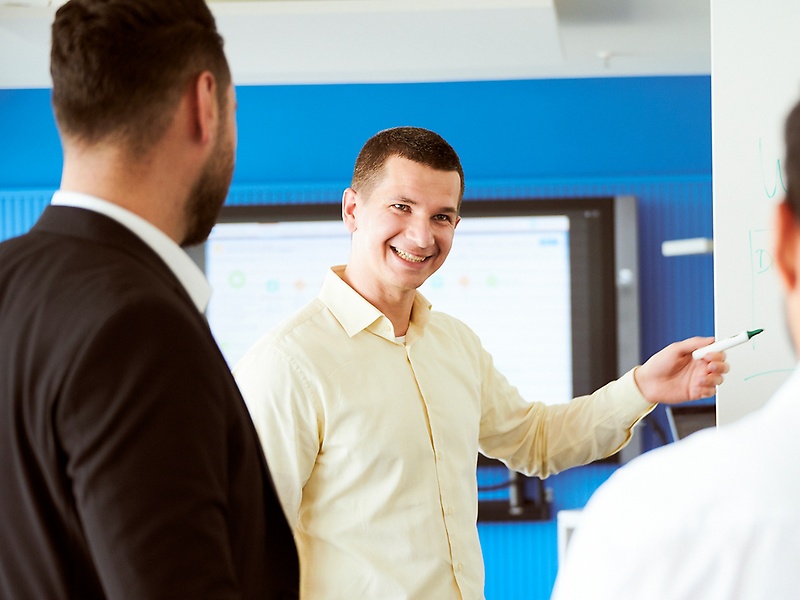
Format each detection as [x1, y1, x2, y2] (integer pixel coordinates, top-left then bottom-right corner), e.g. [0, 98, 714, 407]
[478, 349, 655, 477]
[234, 339, 321, 529]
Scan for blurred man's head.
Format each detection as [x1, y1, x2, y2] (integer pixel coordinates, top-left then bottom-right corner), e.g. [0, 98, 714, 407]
[774, 97, 800, 352]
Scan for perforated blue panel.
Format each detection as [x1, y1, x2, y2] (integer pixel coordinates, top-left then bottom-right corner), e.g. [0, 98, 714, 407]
[0, 191, 52, 241]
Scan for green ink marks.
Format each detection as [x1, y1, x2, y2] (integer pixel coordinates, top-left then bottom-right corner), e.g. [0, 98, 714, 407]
[743, 368, 794, 381]
[749, 228, 773, 328]
[755, 248, 773, 273]
[759, 137, 787, 199]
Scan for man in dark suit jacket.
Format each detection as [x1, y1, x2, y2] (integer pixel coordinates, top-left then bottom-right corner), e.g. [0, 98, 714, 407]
[0, 1, 298, 598]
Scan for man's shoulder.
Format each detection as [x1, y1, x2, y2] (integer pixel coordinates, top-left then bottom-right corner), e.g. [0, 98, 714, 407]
[427, 308, 469, 328]
[425, 309, 483, 345]
[237, 297, 333, 362]
[1, 227, 183, 321]
[610, 426, 722, 486]
[589, 420, 766, 531]
[270, 296, 332, 340]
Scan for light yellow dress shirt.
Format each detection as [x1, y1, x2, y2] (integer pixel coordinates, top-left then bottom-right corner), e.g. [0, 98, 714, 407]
[235, 266, 653, 600]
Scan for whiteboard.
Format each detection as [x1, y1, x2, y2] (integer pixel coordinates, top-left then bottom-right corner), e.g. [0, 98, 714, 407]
[711, 0, 799, 425]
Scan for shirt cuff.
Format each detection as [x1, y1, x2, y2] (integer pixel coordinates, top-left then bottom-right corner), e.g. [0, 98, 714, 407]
[618, 367, 657, 425]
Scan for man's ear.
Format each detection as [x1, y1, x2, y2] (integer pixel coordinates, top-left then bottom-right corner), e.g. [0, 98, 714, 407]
[192, 71, 218, 145]
[774, 200, 800, 292]
[342, 187, 358, 233]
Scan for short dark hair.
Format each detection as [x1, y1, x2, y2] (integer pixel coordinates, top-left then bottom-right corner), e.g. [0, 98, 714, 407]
[351, 126, 465, 209]
[50, 0, 231, 156]
[786, 98, 800, 216]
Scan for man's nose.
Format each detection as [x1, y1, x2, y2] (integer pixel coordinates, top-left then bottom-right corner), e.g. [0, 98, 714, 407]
[406, 217, 434, 248]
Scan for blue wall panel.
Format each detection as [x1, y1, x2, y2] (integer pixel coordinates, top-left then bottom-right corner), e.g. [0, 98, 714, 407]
[229, 77, 711, 189]
[0, 75, 712, 600]
[477, 463, 619, 599]
[0, 89, 61, 190]
[0, 191, 52, 240]
[0, 77, 711, 191]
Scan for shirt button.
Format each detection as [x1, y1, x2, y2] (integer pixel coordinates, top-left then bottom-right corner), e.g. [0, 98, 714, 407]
[446, 507, 453, 516]
[456, 562, 463, 572]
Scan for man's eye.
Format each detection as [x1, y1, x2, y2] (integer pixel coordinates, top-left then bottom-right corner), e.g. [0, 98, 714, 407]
[433, 214, 452, 222]
[392, 204, 410, 211]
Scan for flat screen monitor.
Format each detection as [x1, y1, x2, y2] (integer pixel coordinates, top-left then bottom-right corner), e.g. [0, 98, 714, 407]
[190, 197, 639, 409]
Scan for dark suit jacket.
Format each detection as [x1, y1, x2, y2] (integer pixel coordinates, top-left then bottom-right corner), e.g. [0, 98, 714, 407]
[0, 206, 299, 599]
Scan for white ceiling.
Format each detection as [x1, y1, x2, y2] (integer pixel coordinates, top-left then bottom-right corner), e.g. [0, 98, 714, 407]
[0, 0, 710, 89]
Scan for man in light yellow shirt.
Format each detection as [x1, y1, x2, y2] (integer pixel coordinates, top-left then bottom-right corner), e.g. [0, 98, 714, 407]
[234, 126, 728, 600]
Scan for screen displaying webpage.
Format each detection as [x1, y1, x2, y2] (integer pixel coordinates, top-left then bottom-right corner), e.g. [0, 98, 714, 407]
[206, 214, 572, 404]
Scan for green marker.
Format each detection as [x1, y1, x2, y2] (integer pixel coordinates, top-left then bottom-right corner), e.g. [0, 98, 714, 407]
[692, 328, 764, 360]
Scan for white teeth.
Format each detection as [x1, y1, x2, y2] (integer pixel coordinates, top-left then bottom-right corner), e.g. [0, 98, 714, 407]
[393, 247, 426, 263]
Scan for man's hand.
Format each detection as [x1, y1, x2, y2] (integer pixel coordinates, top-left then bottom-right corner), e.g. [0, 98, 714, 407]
[634, 336, 730, 404]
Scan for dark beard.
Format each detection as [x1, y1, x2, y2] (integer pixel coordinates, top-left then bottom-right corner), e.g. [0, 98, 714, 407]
[181, 137, 234, 247]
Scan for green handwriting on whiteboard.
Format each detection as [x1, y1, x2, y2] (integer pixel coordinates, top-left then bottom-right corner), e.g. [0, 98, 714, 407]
[749, 228, 774, 326]
[754, 249, 772, 273]
[759, 137, 787, 199]
[743, 368, 794, 381]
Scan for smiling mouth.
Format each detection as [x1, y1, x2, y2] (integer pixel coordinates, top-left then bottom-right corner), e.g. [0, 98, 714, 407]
[392, 246, 427, 263]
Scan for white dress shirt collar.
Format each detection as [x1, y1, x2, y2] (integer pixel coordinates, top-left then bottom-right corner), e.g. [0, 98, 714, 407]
[51, 190, 211, 313]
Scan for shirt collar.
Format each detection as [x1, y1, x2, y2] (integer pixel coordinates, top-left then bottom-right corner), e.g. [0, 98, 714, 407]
[50, 190, 212, 313]
[319, 265, 431, 341]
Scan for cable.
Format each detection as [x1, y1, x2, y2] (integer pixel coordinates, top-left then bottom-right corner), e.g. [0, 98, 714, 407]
[477, 480, 513, 492]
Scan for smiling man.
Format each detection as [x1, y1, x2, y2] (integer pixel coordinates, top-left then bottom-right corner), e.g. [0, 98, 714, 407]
[342, 148, 462, 335]
[234, 126, 728, 600]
